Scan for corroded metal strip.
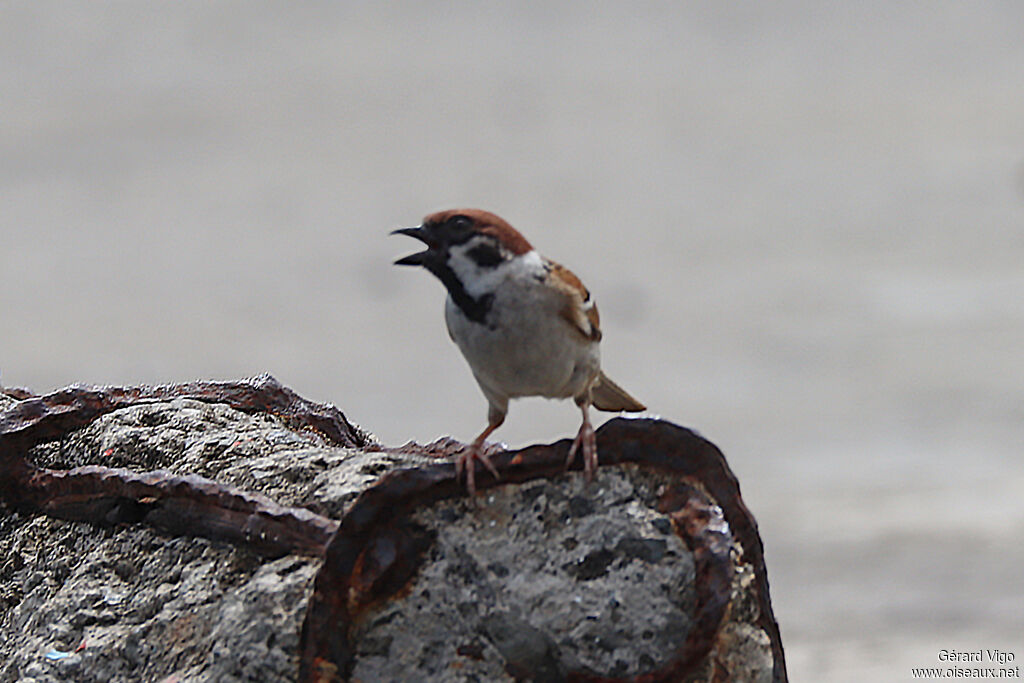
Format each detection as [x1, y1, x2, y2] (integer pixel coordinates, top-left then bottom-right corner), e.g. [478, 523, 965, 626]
[592, 419, 786, 683]
[655, 484, 736, 681]
[0, 387, 35, 400]
[20, 465, 339, 558]
[1, 380, 783, 681]
[300, 418, 786, 683]
[0, 376, 358, 559]
[0, 374, 371, 452]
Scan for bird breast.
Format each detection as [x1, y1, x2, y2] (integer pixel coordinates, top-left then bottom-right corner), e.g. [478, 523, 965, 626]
[444, 271, 601, 401]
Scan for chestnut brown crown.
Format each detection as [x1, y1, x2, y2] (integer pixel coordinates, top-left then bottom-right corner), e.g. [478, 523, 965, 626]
[422, 209, 534, 255]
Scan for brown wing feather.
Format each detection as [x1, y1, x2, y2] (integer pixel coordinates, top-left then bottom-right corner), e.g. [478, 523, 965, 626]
[547, 261, 602, 342]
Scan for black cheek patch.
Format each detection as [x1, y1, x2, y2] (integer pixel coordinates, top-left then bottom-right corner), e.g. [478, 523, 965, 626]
[466, 243, 504, 268]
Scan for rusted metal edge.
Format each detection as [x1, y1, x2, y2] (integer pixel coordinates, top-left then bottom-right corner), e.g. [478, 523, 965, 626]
[596, 419, 786, 683]
[300, 418, 786, 683]
[18, 465, 339, 558]
[1, 386, 35, 400]
[0, 376, 360, 559]
[655, 485, 736, 683]
[0, 374, 373, 452]
[1, 381, 783, 681]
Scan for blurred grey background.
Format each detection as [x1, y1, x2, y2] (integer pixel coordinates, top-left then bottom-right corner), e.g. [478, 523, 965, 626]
[2, 3, 1022, 680]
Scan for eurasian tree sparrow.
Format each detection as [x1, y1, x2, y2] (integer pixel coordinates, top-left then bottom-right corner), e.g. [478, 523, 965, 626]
[392, 209, 645, 495]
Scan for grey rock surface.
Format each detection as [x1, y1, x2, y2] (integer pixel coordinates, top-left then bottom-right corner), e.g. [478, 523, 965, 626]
[350, 468, 696, 681]
[0, 399, 430, 683]
[1, 397, 776, 681]
[0, 513, 317, 683]
[26, 398, 425, 517]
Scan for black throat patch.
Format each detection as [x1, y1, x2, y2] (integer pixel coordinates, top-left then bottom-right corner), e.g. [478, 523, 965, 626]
[425, 261, 494, 325]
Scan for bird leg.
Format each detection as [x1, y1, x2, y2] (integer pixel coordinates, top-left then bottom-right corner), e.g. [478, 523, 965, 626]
[566, 400, 597, 482]
[456, 411, 504, 497]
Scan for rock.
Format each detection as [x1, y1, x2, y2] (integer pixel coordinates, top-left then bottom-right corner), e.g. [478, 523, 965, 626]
[0, 511, 317, 682]
[0, 377, 786, 682]
[346, 469, 696, 681]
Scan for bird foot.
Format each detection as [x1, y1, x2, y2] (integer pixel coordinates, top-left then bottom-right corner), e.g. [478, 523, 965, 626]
[456, 442, 501, 497]
[565, 419, 597, 482]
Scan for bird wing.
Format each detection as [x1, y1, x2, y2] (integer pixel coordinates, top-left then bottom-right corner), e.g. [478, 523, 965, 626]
[546, 261, 602, 342]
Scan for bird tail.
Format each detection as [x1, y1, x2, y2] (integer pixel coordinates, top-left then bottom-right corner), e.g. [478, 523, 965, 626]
[591, 371, 646, 412]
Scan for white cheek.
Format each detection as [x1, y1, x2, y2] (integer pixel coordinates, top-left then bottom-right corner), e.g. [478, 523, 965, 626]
[448, 244, 501, 298]
[448, 244, 546, 299]
[516, 250, 544, 272]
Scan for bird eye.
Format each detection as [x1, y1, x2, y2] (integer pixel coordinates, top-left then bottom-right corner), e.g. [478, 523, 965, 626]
[448, 215, 472, 230]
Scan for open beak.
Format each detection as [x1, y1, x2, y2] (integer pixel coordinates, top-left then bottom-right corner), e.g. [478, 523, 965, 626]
[390, 225, 432, 266]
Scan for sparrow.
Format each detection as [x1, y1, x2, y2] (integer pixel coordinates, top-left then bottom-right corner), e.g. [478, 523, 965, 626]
[392, 209, 645, 495]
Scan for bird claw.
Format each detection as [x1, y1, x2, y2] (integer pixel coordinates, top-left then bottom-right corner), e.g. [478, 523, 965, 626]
[565, 419, 597, 482]
[456, 444, 500, 497]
